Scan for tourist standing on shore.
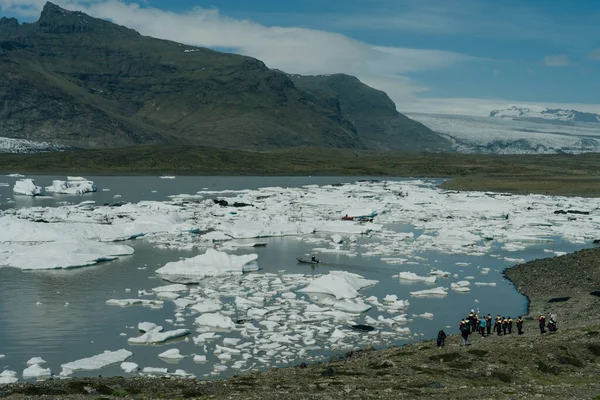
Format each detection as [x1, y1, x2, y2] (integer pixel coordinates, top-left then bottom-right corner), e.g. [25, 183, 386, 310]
[437, 330, 447, 347]
[507, 317, 513, 334]
[538, 314, 546, 334]
[478, 318, 486, 337]
[495, 316, 502, 336]
[486, 314, 492, 335]
[516, 316, 524, 335]
[460, 319, 470, 345]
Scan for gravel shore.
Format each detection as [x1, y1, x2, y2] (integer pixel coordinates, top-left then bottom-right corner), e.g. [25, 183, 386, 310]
[2, 248, 599, 400]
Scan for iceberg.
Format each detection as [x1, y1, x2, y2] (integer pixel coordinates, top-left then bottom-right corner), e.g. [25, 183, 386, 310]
[195, 313, 236, 330]
[60, 349, 132, 377]
[398, 272, 437, 284]
[0, 239, 134, 270]
[0, 370, 18, 384]
[156, 249, 259, 283]
[120, 362, 139, 373]
[158, 349, 185, 361]
[13, 178, 42, 196]
[45, 178, 97, 195]
[298, 271, 378, 299]
[410, 287, 448, 297]
[23, 364, 51, 379]
[128, 324, 190, 345]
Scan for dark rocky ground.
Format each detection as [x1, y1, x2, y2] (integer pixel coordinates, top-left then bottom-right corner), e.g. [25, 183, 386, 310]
[2, 246, 599, 399]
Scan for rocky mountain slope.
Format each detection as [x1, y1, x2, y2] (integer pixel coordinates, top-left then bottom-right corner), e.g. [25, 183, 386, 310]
[0, 2, 452, 152]
[289, 74, 453, 152]
[490, 105, 600, 124]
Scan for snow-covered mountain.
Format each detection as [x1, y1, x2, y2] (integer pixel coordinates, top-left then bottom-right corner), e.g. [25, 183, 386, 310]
[490, 105, 600, 124]
[407, 112, 600, 155]
[0, 137, 69, 154]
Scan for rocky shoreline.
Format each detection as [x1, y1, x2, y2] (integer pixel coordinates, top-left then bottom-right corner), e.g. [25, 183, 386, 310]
[2, 245, 599, 399]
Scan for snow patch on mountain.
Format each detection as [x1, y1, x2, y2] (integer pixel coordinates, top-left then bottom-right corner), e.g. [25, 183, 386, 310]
[0, 137, 69, 154]
[490, 105, 600, 123]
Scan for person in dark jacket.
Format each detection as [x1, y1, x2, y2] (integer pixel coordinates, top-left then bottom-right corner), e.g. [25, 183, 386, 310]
[485, 314, 492, 335]
[538, 314, 546, 334]
[501, 317, 508, 335]
[437, 330, 447, 347]
[547, 317, 558, 332]
[495, 316, 502, 336]
[516, 316, 524, 335]
[460, 318, 470, 345]
[507, 317, 513, 334]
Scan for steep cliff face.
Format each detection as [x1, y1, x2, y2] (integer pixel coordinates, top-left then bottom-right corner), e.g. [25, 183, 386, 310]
[290, 74, 454, 152]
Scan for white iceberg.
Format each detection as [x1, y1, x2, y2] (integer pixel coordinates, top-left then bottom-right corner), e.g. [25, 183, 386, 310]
[298, 271, 378, 299]
[0, 370, 18, 384]
[0, 239, 134, 270]
[45, 178, 97, 195]
[398, 272, 437, 284]
[156, 249, 259, 283]
[410, 287, 448, 297]
[23, 364, 51, 379]
[26, 357, 46, 366]
[105, 299, 164, 308]
[13, 179, 42, 196]
[158, 349, 185, 361]
[451, 281, 471, 292]
[128, 324, 190, 345]
[195, 313, 235, 330]
[120, 362, 139, 373]
[60, 349, 132, 377]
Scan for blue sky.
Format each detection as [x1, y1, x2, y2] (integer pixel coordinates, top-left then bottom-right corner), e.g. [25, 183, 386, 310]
[2, 0, 600, 115]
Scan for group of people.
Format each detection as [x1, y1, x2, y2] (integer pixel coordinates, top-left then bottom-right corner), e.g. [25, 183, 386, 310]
[436, 309, 558, 347]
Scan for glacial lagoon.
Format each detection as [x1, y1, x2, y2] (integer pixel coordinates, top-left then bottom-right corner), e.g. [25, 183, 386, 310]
[0, 175, 597, 382]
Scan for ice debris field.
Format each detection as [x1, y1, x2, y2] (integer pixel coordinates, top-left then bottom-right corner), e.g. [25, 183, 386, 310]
[1, 177, 599, 382]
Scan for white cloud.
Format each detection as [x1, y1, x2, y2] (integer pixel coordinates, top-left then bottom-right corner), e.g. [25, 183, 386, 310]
[543, 54, 570, 67]
[587, 48, 600, 60]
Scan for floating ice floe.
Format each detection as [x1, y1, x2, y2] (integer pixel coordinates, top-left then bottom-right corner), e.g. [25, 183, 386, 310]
[26, 357, 46, 366]
[451, 281, 471, 292]
[331, 234, 343, 244]
[298, 271, 378, 299]
[45, 178, 97, 195]
[158, 349, 185, 361]
[397, 272, 437, 284]
[410, 287, 448, 297]
[474, 282, 497, 287]
[413, 312, 434, 319]
[195, 313, 235, 330]
[23, 364, 51, 379]
[156, 249, 259, 283]
[0, 239, 134, 270]
[13, 179, 42, 196]
[429, 269, 451, 277]
[0, 370, 18, 384]
[60, 349, 133, 377]
[106, 299, 164, 308]
[128, 323, 190, 345]
[120, 362, 139, 373]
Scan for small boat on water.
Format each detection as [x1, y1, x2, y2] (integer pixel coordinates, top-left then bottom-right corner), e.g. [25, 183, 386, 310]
[296, 257, 320, 264]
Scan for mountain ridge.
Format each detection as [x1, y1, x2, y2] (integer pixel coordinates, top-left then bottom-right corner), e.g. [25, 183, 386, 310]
[0, 2, 453, 153]
[490, 105, 600, 124]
